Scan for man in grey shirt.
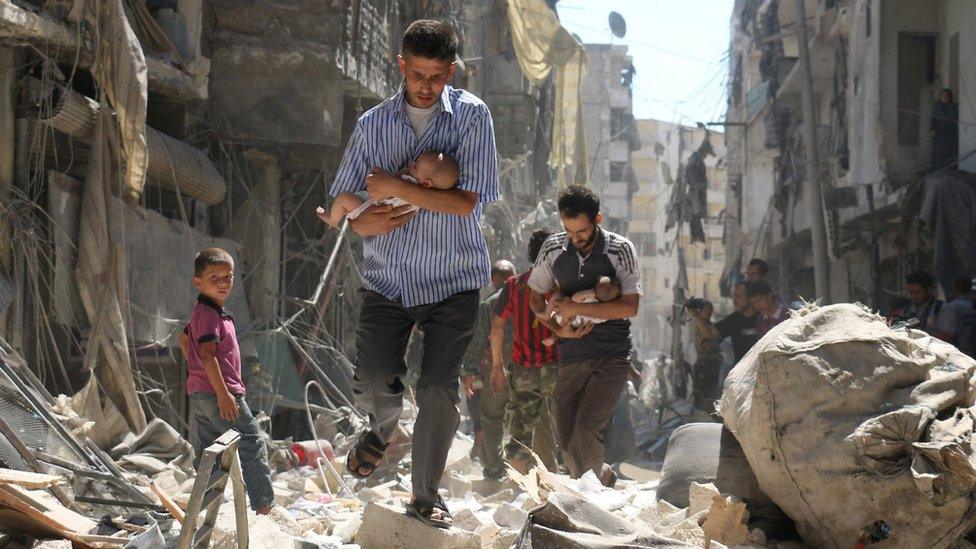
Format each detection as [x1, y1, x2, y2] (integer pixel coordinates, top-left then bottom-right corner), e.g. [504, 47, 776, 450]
[527, 185, 642, 487]
[935, 277, 976, 358]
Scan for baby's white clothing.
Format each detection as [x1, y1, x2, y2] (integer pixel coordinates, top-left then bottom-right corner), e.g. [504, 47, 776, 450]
[345, 174, 420, 220]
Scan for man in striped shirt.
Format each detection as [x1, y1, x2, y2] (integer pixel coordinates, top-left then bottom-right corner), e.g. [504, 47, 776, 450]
[324, 20, 498, 529]
[490, 228, 561, 475]
[528, 185, 642, 487]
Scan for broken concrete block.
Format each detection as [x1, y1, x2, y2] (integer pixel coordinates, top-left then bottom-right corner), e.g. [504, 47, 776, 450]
[666, 514, 706, 546]
[452, 508, 485, 532]
[636, 499, 681, 528]
[702, 495, 750, 547]
[491, 529, 519, 549]
[470, 477, 507, 497]
[482, 488, 516, 505]
[357, 486, 390, 504]
[441, 471, 473, 499]
[687, 482, 720, 517]
[355, 502, 481, 549]
[492, 502, 528, 529]
[274, 484, 300, 507]
[446, 454, 474, 476]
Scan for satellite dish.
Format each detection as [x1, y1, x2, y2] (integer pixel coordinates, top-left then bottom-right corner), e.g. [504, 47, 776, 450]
[609, 11, 627, 38]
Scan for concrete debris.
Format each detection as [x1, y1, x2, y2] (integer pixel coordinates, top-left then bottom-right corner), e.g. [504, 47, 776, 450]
[701, 495, 750, 547]
[492, 502, 528, 529]
[356, 502, 480, 549]
[687, 482, 720, 517]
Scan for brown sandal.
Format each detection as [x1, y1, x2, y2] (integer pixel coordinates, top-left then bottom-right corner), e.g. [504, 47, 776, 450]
[346, 430, 389, 479]
[406, 496, 453, 529]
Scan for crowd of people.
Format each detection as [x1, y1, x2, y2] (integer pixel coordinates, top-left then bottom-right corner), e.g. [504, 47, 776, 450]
[681, 261, 976, 418]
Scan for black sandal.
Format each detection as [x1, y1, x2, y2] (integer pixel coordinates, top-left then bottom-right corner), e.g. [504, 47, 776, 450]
[406, 496, 453, 529]
[346, 430, 389, 479]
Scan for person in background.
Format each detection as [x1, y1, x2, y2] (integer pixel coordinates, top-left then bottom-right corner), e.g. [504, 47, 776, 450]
[934, 277, 976, 358]
[905, 270, 944, 334]
[930, 88, 959, 171]
[714, 282, 759, 365]
[749, 281, 788, 338]
[490, 228, 560, 475]
[885, 296, 912, 325]
[745, 258, 770, 283]
[686, 298, 722, 416]
[461, 260, 516, 479]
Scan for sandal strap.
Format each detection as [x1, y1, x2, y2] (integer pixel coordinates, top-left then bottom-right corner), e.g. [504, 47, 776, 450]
[357, 431, 389, 459]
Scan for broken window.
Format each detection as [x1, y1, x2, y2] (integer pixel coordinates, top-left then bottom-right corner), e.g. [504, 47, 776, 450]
[896, 33, 936, 146]
[611, 108, 630, 140]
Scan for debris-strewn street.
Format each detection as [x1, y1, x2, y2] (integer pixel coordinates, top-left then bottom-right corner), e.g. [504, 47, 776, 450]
[3, 0, 976, 548]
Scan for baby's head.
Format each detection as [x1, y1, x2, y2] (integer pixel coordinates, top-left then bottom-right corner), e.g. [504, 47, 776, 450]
[409, 150, 459, 189]
[594, 276, 621, 302]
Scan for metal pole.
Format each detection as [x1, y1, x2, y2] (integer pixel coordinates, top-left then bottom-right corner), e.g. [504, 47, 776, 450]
[795, 0, 831, 301]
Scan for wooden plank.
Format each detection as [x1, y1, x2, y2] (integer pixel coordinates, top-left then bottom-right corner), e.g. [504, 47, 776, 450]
[0, 467, 63, 489]
[0, 484, 96, 535]
[150, 480, 185, 524]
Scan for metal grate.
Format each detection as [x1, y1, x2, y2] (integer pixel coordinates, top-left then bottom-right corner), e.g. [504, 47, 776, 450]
[0, 377, 80, 469]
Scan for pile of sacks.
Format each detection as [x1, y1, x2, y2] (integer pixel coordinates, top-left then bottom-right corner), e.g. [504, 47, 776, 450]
[721, 303, 976, 548]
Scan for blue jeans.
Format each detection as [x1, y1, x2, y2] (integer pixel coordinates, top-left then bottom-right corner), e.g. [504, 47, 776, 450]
[189, 393, 274, 511]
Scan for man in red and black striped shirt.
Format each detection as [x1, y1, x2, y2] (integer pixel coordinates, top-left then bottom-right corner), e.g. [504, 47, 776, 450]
[490, 228, 560, 474]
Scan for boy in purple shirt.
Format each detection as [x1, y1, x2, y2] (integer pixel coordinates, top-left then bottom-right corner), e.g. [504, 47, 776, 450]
[179, 248, 274, 514]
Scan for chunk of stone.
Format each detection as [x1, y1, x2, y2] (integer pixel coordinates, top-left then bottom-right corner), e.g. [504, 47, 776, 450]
[492, 502, 528, 529]
[355, 501, 481, 549]
[687, 482, 720, 517]
[702, 495, 750, 547]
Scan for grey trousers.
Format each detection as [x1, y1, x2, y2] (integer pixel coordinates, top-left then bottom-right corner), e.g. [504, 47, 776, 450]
[352, 289, 479, 505]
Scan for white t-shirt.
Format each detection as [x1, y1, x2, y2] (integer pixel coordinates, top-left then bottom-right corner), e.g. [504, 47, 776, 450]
[404, 100, 440, 139]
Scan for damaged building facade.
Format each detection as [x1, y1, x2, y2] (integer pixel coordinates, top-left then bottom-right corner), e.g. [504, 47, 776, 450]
[724, 0, 976, 305]
[631, 119, 728, 358]
[0, 0, 578, 451]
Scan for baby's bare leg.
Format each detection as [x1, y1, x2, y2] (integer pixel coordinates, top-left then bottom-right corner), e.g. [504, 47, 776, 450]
[325, 193, 366, 227]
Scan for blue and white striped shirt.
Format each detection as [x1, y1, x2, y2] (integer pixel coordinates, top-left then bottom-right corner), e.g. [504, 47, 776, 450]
[330, 85, 500, 307]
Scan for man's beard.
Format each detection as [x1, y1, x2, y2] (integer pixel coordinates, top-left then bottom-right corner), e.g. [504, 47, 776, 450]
[574, 227, 598, 251]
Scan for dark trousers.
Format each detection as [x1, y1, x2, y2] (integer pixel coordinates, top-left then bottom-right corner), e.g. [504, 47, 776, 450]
[551, 357, 630, 479]
[352, 289, 479, 505]
[189, 393, 274, 511]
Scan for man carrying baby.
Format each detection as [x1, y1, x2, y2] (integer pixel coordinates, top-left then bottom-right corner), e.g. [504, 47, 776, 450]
[322, 19, 498, 529]
[528, 185, 642, 487]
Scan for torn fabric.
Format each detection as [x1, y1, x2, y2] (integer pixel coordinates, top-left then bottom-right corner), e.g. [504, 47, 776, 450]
[74, 108, 147, 433]
[504, 0, 587, 185]
[89, 0, 150, 201]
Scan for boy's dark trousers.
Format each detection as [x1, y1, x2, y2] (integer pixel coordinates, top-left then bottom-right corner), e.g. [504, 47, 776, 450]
[353, 289, 479, 507]
[190, 393, 274, 511]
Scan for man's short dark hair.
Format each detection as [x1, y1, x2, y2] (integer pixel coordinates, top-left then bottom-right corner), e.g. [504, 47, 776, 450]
[528, 228, 554, 263]
[747, 258, 769, 276]
[746, 281, 773, 298]
[194, 248, 233, 277]
[402, 20, 458, 62]
[557, 185, 600, 222]
[906, 270, 935, 289]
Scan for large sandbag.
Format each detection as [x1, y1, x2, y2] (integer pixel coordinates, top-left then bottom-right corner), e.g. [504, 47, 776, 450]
[720, 303, 976, 548]
[657, 422, 766, 508]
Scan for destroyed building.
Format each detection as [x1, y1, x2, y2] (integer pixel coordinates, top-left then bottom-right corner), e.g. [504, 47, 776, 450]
[630, 120, 729, 358]
[0, 0, 584, 439]
[723, 0, 976, 305]
[0, 0, 598, 543]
